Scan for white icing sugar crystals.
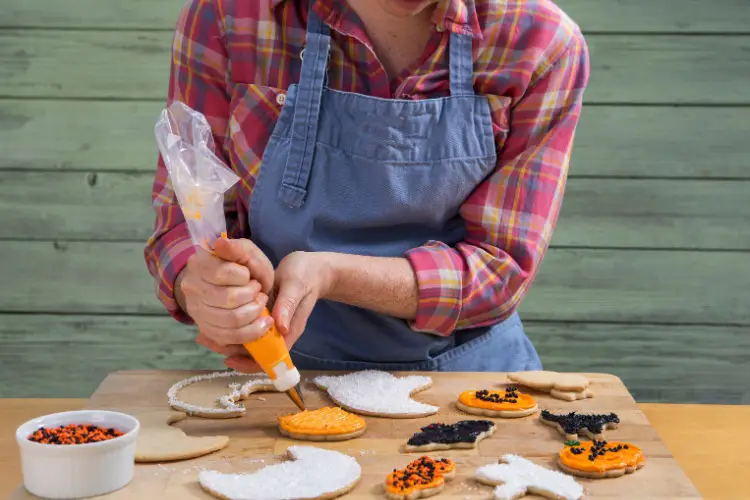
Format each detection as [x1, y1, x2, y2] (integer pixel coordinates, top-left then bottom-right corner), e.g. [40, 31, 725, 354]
[475, 454, 583, 500]
[167, 370, 275, 416]
[313, 370, 438, 416]
[198, 446, 361, 500]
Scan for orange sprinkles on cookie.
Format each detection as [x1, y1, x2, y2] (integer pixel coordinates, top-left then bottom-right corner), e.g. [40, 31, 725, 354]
[385, 456, 456, 497]
[27, 424, 124, 445]
[559, 440, 645, 473]
[278, 406, 366, 436]
[458, 387, 537, 412]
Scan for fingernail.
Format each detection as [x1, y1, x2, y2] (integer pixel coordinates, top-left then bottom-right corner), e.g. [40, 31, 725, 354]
[262, 317, 273, 330]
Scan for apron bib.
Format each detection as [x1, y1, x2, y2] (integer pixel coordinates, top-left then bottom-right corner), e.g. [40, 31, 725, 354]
[244, 0, 542, 372]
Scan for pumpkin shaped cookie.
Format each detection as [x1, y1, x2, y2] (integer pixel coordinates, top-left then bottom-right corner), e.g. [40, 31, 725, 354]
[385, 456, 456, 500]
[279, 406, 366, 441]
[558, 440, 645, 479]
[457, 387, 538, 418]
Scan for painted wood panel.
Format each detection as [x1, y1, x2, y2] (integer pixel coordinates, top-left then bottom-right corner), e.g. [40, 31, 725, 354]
[2, 171, 748, 250]
[2, 32, 750, 104]
[5, 0, 749, 33]
[0, 241, 747, 324]
[3, 101, 748, 178]
[1, 314, 746, 403]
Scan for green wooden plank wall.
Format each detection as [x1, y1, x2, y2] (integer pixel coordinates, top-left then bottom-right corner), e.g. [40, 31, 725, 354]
[0, 0, 748, 402]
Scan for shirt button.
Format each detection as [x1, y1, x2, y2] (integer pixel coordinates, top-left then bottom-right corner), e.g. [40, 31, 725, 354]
[435, 24, 445, 32]
[276, 93, 286, 105]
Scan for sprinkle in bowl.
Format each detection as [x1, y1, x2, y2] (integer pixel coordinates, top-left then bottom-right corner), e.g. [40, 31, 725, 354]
[16, 410, 140, 499]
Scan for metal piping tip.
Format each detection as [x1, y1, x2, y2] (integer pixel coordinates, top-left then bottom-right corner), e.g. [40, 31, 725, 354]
[286, 384, 305, 411]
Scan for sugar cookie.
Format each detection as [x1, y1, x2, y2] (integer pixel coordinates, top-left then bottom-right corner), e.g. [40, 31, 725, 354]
[132, 410, 229, 463]
[199, 446, 361, 500]
[506, 371, 593, 401]
[540, 410, 620, 441]
[456, 387, 538, 418]
[404, 420, 495, 452]
[385, 456, 456, 500]
[475, 454, 583, 500]
[558, 440, 645, 479]
[168, 371, 277, 418]
[279, 406, 366, 441]
[314, 371, 438, 418]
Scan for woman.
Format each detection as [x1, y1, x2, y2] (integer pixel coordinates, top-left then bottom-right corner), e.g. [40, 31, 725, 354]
[145, 0, 589, 373]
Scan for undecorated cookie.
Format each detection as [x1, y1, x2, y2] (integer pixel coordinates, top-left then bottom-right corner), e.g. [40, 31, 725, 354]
[456, 387, 538, 418]
[168, 370, 277, 418]
[279, 406, 366, 441]
[550, 388, 595, 401]
[540, 410, 620, 441]
[131, 410, 229, 463]
[198, 445, 361, 500]
[558, 440, 645, 479]
[314, 371, 438, 418]
[507, 371, 593, 401]
[385, 456, 456, 500]
[404, 420, 495, 452]
[475, 454, 583, 500]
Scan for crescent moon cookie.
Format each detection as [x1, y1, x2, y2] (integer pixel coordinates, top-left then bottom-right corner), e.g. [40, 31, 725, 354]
[385, 456, 456, 500]
[506, 371, 594, 401]
[558, 440, 645, 479]
[199, 446, 361, 500]
[540, 410, 620, 441]
[457, 387, 538, 418]
[132, 410, 229, 463]
[168, 371, 277, 418]
[279, 406, 367, 441]
[313, 370, 438, 418]
[403, 420, 495, 452]
[475, 454, 583, 500]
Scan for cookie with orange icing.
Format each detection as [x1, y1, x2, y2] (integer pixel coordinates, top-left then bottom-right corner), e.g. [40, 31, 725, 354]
[456, 386, 538, 418]
[558, 440, 645, 479]
[278, 406, 366, 441]
[385, 456, 456, 500]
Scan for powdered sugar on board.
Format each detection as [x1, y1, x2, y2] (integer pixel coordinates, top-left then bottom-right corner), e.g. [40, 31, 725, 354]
[168, 371, 277, 418]
[314, 370, 438, 417]
[475, 454, 583, 500]
[198, 446, 361, 500]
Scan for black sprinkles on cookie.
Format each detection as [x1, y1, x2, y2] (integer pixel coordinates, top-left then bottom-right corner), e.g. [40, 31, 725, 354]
[406, 420, 495, 446]
[569, 440, 630, 461]
[474, 386, 519, 404]
[541, 410, 619, 436]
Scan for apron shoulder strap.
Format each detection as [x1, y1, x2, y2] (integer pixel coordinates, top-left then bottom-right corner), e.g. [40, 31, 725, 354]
[448, 32, 475, 96]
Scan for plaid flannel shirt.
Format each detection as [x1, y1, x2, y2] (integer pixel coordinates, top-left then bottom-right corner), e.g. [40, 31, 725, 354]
[145, 0, 590, 335]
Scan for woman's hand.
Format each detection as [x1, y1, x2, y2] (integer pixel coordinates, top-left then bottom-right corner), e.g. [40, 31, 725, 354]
[175, 238, 277, 370]
[221, 251, 335, 372]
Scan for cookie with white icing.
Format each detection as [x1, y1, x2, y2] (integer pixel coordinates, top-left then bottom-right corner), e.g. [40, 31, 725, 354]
[132, 410, 229, 462]
[314, 371, 438, 418]
[199, 446, 361, 500]
[475, 454, 583, 500]
[168, 371, 277, 418]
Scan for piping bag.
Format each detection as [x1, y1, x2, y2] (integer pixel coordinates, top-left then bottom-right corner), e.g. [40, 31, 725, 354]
[155, 101, 305, 411]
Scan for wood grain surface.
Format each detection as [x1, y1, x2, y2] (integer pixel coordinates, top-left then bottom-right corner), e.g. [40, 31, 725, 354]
[7, 371, 702, 499]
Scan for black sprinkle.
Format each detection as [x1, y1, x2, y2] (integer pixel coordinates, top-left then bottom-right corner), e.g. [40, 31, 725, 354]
[406, 420, 494, 446]
[542, 410, 620, 436]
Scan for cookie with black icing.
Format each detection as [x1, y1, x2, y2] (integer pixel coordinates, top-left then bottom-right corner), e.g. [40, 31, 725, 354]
[403, 420, 496, 452]
[540, 410, 619, 441]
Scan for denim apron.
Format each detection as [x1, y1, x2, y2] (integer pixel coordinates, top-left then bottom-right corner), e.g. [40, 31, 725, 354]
[246, 1, 542, 372]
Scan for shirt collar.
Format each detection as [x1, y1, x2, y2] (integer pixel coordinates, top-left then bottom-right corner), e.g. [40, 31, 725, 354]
[271, 0, 482, 39]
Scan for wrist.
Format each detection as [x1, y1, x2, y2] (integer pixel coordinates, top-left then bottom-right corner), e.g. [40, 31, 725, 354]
[316, 251, 342, 300]
[174, 267, 189, 312]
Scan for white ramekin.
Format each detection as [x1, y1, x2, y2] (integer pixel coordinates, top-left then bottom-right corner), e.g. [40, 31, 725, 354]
[15, 410, 140, 499]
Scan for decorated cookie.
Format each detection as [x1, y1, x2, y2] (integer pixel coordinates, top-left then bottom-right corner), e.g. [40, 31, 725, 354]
[168, 371, 277, 418]
[540, 410, 620, 441]
[558, 440, 645, 479]
[199, 446, 361, 500]
[279, 406, 367, 441]
[385, 456, 456, 500]
[507, 371, 594, 401]
[314, 371, 438, 418]
[475, 454, 583, 500]
[404, 420, 495, 452]
[457, 387, 538, 418]
[132, 410, 229, 463]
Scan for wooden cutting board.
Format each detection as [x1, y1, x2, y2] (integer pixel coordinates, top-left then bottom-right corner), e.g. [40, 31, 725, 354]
[12, 370, 701, 499]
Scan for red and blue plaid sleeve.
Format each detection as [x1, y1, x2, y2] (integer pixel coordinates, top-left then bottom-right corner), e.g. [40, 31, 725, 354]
[144, 0, 236, 323]
[406, 17, 590, 336]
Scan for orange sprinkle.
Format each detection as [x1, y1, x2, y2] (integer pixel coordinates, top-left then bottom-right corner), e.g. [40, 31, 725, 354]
[27, 424, 124, 445]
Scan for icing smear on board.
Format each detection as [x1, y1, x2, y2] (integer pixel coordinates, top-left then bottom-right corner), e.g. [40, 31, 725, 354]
[198, 446, 361, 500]
[167, 371, 276, 416]
[313, 370, 438, 416]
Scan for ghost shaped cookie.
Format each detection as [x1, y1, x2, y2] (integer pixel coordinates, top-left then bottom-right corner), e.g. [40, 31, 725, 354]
[506, 371, 594, 401]
[475, 454, 583, 500]
[313, 371, 438, 418]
